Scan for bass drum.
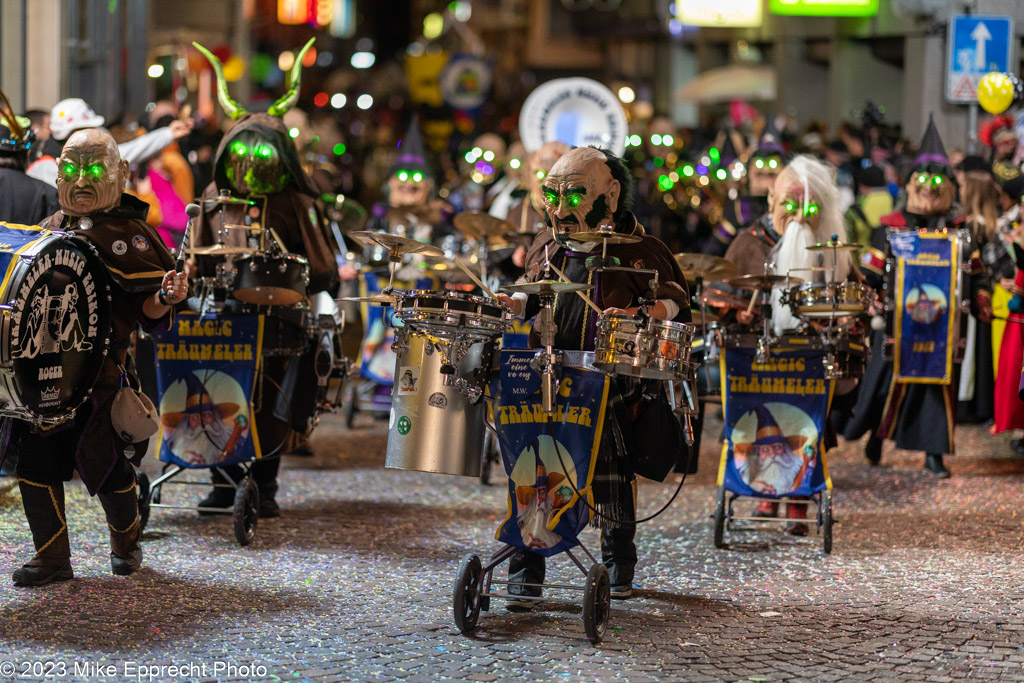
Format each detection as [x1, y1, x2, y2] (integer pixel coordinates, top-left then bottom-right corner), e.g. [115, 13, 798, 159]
[0, 224, 111, 424]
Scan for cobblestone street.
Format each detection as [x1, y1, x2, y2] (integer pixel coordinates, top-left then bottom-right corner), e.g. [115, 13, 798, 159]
[1, 411, 1023, 682]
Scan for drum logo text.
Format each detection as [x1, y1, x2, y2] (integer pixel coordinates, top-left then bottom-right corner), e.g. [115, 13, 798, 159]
[38, 366, 63, 380]
[11, 249, 98, 359]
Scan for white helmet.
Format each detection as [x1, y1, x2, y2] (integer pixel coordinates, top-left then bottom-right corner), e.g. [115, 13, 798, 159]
[50, 98, 105, 141]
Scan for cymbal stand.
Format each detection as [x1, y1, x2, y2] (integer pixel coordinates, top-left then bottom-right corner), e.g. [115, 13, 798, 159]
[822, 234, 841, 378]
[531, 248, 560, 415]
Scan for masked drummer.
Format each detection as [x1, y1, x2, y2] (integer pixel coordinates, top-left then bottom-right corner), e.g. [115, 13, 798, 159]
[844, 116, 992, 478]
[497, 146, 690, 608]
[190, 41, 341, 517]
[1, 128, 183, 585]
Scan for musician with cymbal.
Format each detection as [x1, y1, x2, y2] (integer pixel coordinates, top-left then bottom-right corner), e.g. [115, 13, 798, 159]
[497, 146, 690, 608]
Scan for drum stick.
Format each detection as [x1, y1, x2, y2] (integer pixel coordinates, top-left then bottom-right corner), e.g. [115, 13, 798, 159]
[519, 201, 528, 234]
[269, 227, 289, 254]
[545, 261, 604, 315]
[176, 203, 201, 272]
[746, 288, 760, 315]
[453, 257, 497, 299]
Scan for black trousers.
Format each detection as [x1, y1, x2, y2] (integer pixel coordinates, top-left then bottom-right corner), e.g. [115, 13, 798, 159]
[508, 524, 637, 595]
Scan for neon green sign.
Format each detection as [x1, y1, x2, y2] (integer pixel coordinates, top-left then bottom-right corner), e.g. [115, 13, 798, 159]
[769, 0, 878, 17]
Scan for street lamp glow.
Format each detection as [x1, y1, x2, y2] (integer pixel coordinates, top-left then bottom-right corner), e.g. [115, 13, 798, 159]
[356, 94, 373, 110]
[278, 51, 295, 71]
[618, 86, 635, 104]
[331, 93, 347, 109]
[423, 12, 444, 39]
[147, 64, 164, 79]
[351, 52, 375, 69]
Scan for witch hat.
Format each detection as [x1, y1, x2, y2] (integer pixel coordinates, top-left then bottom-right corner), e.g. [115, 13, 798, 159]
[160, 372, 240, 429]
[753, 116, 786, 159]
[912, 114, 950, 173]
[391, 117, 432, 178]
[735, 405, 808, 457]
[716, 129, 740, 168]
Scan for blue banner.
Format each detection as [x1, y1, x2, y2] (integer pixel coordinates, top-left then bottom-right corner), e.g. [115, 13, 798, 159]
[153, 312, 264, 468]
[892, 231, 958, 384]
[720, 348, 834, 497]
[490, 350, 609, 556]
[357, 270, 433, 384]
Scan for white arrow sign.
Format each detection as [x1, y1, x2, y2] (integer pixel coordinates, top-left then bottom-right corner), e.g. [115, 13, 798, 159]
[972, 21, 992, 70]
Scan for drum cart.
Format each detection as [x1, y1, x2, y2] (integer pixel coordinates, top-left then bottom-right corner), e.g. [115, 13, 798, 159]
[712, 486, 834, 554]
[454, 541, 612, 642]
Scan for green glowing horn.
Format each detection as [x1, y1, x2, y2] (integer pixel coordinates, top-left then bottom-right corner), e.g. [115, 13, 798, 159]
[193, 42, 247, 120]
[268, 37, 315, 118]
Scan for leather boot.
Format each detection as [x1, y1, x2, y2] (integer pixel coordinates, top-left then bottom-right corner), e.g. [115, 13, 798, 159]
[865, 435, 883, 465]
[601, 523, 637, 598]
[924, 452, 951, 478]
[12, 479, 73, 586]
[98, 480, 142, 576]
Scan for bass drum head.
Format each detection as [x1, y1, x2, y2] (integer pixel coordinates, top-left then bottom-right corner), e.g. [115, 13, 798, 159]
[8, 235, 111, 420]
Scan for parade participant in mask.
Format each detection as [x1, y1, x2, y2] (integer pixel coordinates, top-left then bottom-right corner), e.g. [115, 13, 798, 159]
[0, 90, 59, 225]
[503, 141, 570, 269]
[847, 116, 992, 477]
[498, 146, 690, 608]
[191, 40, 339, 517]
[1, 128, 182, 585]
[706, 121, 786, 257]
[980, 115, 1020, 183]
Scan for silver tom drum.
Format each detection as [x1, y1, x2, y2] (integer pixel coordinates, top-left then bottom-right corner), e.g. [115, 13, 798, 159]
[594, 314, 695, 380]
[786, 281, 872, 320]
[385, 331, 495, 477]
[391, 289, 510, 342]
[233, 253, 310, 306]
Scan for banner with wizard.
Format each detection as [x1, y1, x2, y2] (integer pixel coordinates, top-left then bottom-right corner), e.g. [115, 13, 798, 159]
[891, 230, 959, 384]
[720, 348, 834, 497]
[152, 311, 264, 468]
[490, 350, 609, 556]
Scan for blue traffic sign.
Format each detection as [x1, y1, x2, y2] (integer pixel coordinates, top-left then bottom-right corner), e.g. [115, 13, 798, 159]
[947, 14, 1015, 103]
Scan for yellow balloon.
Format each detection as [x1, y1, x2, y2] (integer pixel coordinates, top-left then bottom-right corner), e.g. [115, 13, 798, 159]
[978, 72, 1014, 114]
[223, 56, 246, 82]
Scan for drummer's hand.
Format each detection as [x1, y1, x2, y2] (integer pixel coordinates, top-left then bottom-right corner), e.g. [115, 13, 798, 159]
[736, 310, 755, 325]
[160, 270, 189, 305]
[512, 245, 526, 268]
[979, 304, 994, 323]
[338, 264, 359, 281]
[497, 293, 524, 317]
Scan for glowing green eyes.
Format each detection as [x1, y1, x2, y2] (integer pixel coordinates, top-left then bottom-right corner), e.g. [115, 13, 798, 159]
[768, 159, 778, 169]
[509, 158, 521, 169]
[806, 203, 818, 214]
[544, 190, 582, 208]
[61, 163, 103, 179]
[88, 164, 104, 178]
[568, 194, 581, 208]
[535, 170, 545, 180]
[255, 145, 273, 158]
[755, 159, 764, 169]
[543, 189, 557, 204]
[231, 142, 247, 156]
[782, 200, 817, 217]
[63, 163, 77, 177]
[784, 201, 795, 212]
[932, 176, 942, 185]
[916, 173, 945, 186]
[396, 170, 424, 183]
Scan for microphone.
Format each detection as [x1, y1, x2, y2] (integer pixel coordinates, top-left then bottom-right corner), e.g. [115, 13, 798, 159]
[176, 203, 202, 273]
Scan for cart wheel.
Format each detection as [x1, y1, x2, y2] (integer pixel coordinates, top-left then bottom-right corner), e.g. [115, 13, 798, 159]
[136, 471, 151, 532]
[583, 563, 611, 643]
[821, 490, 833, 554]
[712, 485, 727, 549]
[453, 554, 482, 634]
[233, 478, 260, 546]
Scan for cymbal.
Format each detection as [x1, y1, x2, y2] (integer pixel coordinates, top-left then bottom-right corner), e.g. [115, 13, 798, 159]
[184, 244, 254, 256]
[336, 293, 398, 304]
[199, 194, 255, 207]
[567, 230, 643, 244]
[701, 288, 757, 310]
[728, 274, 804, 290]
[674, 253, 738, 282]
[222, 223, 263, 232]
[503, 279, 594, 295]
[347, 231, 445, 257]
[806, 240, 860, 253]
[453, 212, 516, 239]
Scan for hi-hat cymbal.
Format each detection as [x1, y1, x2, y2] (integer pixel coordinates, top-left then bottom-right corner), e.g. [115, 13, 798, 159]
[568, 230, 643, 244]
[806, 240, 860, 252]
[453, 211, 516, 239]
[728, 274, 804, 290]
[348, 231, 445, 257]
[199, 194, 255, 207]
[184, 244, 254, 256]
[674, 253, 739, 282]
[503, 279, 594, 295]
[336, 293, 398, 304]
[690, 308, 722, 323]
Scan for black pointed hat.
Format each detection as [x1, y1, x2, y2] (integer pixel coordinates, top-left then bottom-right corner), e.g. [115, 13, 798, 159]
[752, 116, 786, 159]
[391, 117, 432, 178]
[716, 129, 740, 167]
[912, 114, 951, 173]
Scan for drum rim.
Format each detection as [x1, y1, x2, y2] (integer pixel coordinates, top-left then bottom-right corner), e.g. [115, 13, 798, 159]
[235, 253, 310, 265]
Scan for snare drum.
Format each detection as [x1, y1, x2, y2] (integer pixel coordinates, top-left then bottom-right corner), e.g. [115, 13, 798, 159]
[391, 289, 511, 343]
[233, 253, 310, 306]
[594, 314, 696, 380]
[786, 281, 872, 320]
[0, 224, 112, 423]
